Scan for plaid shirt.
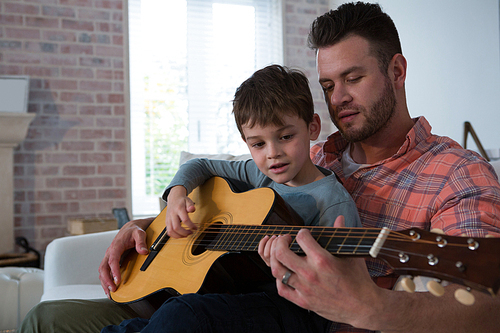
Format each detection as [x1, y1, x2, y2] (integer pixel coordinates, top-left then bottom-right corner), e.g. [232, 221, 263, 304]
[311, 117, 500, 333]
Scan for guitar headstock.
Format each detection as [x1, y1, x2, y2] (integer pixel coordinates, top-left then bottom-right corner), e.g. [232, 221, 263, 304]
[377, 228, 500, 298]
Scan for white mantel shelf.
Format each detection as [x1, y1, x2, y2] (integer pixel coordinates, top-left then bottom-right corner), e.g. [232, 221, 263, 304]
[0, 112, 35, 253]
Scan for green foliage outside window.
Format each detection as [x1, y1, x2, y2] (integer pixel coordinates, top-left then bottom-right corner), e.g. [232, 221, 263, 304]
[144, 72, 188, 196]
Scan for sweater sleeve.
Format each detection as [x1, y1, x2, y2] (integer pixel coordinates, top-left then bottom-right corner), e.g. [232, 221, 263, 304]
[162, 158, 264, 200]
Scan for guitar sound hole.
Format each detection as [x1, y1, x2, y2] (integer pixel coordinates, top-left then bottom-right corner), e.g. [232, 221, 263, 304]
[192, 222, 223, 256]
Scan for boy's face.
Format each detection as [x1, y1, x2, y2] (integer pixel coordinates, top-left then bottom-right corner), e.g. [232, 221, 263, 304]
[241, 114, 321, 187]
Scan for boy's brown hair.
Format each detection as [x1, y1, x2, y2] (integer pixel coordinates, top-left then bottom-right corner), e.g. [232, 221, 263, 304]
[232, 64, 314, 137]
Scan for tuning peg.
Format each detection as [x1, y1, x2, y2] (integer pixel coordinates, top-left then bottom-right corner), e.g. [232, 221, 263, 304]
[426, 280, 445, 297]
[454, 288, 475, 306]
[400, 277, 416, 293]
[430, 228, 445, 234]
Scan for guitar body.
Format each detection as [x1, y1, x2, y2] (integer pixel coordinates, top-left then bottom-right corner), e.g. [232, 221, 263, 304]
[110, 177, 303, 304]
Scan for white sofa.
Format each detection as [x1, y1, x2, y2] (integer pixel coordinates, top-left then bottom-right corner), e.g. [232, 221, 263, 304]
[41, 230, 118, 302]
[0, 267, 44, 332]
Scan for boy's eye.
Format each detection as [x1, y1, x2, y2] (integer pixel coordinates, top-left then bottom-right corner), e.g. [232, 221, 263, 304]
[251, 142, 264, 148]
[281, 134, 293, 140]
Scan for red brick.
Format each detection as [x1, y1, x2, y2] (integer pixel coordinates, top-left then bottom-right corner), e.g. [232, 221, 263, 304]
[80, 200, 115, 213]
[35, 215, 63, 226]
[98, 164, 125, 174]
[96, 117, 124, 128]
[78, 9, 110, 20]
[63, 165, 96, 175]
[95, 0, 123, 10]
[42, 30, 77, 42]
[81, 177, 113, 187]
[96, 69, 112, 79]
[79, 105, 112, 115]
[61, 44, 93, 55]
[62, 67, 94, 78]
[24, 41, 58, 53]
[62, 19, 94, 31]
[80, 152, 112, 163]
[96, 93, 124, 103]
[61, 141, 94, 151]
[44, 79, 78, 90]
[65, 189, 96, 200]
[79, 56, 112, 67]
[45, 153, 79, 163]
[80, 129, 113, 139]
[42, 54, 78, 66]
[24, 65, 59, 77]
[98, 188, 126, 199]
[97, 141, 125, 151]
[36, 191, 63, 201]
[46, 177, 80, 188]
[60, 91, 94, 103]
[5, 27, 41, 39]
[42, 5, 76, 17]
[4, 52, 41, 64]
[5, 3, 40, 15]
[0, 64, 23, 75]
[112, 35, 123, 46]
[80, 80, 112, 91]
[114, 129, 125, 139]
[26, 16, 59, 28]
[60, 0, 93, 7]
[40, 226, 66, 239]
[0, 14, 24, 26]
[95, 45, 122, 57]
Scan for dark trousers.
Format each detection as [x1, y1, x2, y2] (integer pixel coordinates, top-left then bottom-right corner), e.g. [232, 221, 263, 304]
[102, 291, 331, 333]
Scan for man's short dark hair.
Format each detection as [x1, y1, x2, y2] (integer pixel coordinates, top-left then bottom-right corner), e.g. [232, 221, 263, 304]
[232, 64, 314, 136]
[308, 2, 402, 74]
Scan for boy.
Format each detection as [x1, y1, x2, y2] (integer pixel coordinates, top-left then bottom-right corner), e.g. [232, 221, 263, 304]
[163, 64, 361, 239]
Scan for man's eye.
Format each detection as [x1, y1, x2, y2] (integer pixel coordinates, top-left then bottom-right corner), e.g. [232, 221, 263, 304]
[322, 85, 333, 92]
[347, 77, 361, 83]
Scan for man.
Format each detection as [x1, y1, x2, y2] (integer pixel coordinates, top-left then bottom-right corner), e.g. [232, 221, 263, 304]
[258, 2, 500, 332]
[20, 2, 500, 333]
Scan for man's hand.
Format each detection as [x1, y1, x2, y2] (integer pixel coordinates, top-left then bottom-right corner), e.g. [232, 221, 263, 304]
[258, 215, 382, 328]
[98, 217, 153, 298]
[165, 185, 197, 238]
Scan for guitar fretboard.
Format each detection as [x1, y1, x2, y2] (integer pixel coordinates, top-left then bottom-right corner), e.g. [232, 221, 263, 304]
[203, 225, 379, 256]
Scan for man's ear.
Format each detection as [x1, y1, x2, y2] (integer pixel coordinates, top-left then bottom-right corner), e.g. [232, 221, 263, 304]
[390, 53, 407, 90]
[309, 113, 321, 141]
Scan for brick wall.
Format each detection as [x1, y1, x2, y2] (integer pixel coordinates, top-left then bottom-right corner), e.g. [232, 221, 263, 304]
[0, 0, 333, 255]
[0, 0, 129, 252]
[283, 0, 334, 140]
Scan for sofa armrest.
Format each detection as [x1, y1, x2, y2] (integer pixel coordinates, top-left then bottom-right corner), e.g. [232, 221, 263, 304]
[43, 230, 119, 293]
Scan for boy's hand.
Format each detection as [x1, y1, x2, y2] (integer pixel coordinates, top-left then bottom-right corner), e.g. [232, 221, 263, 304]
[165, 185, 197, 238]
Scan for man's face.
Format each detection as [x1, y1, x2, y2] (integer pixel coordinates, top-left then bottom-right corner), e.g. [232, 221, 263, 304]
[317, 35, 396, 142]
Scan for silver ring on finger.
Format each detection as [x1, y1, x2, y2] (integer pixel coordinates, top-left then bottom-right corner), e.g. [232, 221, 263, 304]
[282, 270, 292, 286]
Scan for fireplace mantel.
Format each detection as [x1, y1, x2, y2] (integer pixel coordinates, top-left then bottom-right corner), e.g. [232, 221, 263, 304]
[0, 112, 35, 253]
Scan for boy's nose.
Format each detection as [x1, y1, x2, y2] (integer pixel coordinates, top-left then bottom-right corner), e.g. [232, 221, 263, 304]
[266, 143, 282, 159]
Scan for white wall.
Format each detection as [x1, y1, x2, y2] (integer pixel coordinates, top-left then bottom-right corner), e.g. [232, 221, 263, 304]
[378, 0, 500, 152]
[332, 0, 500, 153]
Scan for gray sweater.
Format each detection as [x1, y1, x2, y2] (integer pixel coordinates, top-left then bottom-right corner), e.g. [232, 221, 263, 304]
[163, 158, 361, 228]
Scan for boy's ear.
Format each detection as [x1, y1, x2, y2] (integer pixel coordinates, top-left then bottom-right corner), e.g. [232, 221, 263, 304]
[309, 113, 321, 141]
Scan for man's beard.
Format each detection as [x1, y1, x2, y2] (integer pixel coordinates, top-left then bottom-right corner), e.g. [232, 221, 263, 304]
[330, 79, 397, 143]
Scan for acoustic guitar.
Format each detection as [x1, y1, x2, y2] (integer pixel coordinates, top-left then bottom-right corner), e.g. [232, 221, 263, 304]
[110, 176, 500, 305]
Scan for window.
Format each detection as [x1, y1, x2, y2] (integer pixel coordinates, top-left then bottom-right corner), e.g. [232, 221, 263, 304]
[129, 0, 283, 216]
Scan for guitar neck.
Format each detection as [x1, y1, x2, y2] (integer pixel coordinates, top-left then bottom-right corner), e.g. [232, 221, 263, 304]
[205, 225, 378, 257]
